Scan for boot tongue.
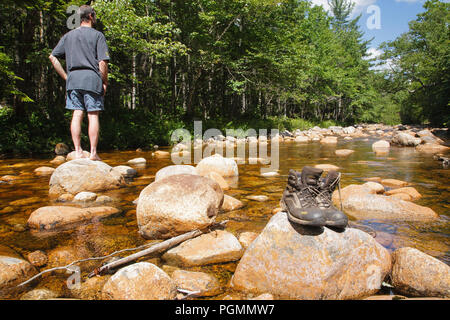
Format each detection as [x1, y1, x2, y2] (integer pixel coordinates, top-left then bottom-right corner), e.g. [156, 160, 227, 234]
[301, 166, 323, 186]
[320, 171, 339, 189]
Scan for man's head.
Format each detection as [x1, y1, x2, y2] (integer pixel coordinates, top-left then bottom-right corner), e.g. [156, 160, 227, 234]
[78, 5, 96, 26]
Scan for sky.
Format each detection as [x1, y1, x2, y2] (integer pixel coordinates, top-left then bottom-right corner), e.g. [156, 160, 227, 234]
[310, 0, 430, 59]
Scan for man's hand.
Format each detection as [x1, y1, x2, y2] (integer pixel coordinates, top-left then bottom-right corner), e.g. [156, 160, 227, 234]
[99, 60, 108, 96]
[103, 83, 107, 96]
[49, 54, 67, 81]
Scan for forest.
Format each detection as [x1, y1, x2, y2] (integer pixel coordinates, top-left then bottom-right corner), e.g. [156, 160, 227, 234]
[0, 0, 448, 153]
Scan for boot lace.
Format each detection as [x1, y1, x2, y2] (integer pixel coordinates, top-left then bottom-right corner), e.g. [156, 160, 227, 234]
[311, 173, 344, 211]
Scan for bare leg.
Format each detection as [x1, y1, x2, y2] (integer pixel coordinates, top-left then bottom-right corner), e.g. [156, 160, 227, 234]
[88, 111, 101, 161]
[71, 110, 85, 159]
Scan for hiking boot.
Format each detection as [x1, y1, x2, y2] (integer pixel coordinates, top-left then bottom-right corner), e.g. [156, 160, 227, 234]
[281, 167, 326, 227]
[316, 170, 348, 229]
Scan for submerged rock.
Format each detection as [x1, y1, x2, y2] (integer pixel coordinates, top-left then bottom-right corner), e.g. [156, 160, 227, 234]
[112, 165, 137, 178]
[49, 159, 126, 197]
[27, 206, 121, 231]
[320, 136, 338, 144]
[391, 247, 450, 298]
[332, 184, 438, 221]
[230, 212, 391, 300]
[162, 230, 244, 267]
[20, 288, 58, 300]
[222, 195, 245, 212]
[101, 262, 177, 300]
[0, 245, 37, 297]
[27, 250, 48, 267]
[335, 149, 354, 157]
[137, 174, 223, 239]
[34, 167, 56, 176]
[416, 143, 449, 154]
[172, 270, 221, 297]
[196, 154, 238, 177]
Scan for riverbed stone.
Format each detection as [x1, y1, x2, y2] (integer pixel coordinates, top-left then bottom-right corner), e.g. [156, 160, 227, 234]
[27, 250, 48, 267]
[20, 288, 58, 300]
[196, 154, 238, 177]
[314, 164, 339, 171]
[34, 167, 56, 176]
[332, 184, 438, 221]
[49, 159, 126, 197]
[172, 270, 221, 297]
[362, 182, 385, 194]
[245, 195, 269, 202]
[74, 192, 97, 202]
[391, 133, 422, 147]
[320, 136, 338, 144]
[112, 165, 137, 178]
[56, 194, 74, 202]
[335, 149, 354, 157]
[416, 143, 449, 153]
[162, 230, 244, 267]
[154, 150, 170, 158]
[205, 171, 230, 190]
[0, 245, 37, 297]
[155, 165, 198, 182]
[50, 156, 66, 165]
[71, 275, 111, 300]
[391, 247, 450, 298]
[27, 206, 121, 231]
[381, 179, 408, 188]
[137, 174, 224, 239]
[385, 187, 421, 201]
[127, 157, 147, 165]
[95, 195, 114, 205]
[102, 262, 177, 300]
[238, 232, 259, 249]
[230, 212, 392, 300]
[66, 151, 90, 161]
[372, 140, 390, 153]
[295, 136, 310, 143]
[55, 143, 70, 155]
[222, 195, 245, 212]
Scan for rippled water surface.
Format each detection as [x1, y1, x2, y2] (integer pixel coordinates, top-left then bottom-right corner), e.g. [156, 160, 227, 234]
[0, 136, 449, 299]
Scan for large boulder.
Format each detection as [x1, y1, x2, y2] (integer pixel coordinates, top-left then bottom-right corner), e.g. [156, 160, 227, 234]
[162, 230, 244, 267]
[49, 159, 126, 197]
[416, 143, 449, 154]
[0, 245, 37, 297]
[391, 247, 450, 298]
[154, 165, 198, 182]
[391, 133, 422, 147]
[101, 262, 177, 300]
[230, 212, 391, 300]
[137, 174, 223, 239]
[27, 206, 121, 231]
[332, 184, 438, 221]
[196, 154, 238, 177]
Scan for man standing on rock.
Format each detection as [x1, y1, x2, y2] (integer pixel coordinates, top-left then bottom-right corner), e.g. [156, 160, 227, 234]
[49, 5, 109, 161]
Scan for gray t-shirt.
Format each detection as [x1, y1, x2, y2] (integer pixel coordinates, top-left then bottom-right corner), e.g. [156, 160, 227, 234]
[52, 26, 110, 95]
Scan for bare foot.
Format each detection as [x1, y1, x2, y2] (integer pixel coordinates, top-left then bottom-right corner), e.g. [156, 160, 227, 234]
[89, 153, 102, 161]
[75, 151, 87, 159]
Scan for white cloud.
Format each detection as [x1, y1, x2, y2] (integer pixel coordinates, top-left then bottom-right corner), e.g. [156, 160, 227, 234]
[365, 47, 395, 71]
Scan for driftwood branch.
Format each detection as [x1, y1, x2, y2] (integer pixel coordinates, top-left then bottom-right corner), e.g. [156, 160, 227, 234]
[17, 220, 228, 287]
[91, 220, 228, 277]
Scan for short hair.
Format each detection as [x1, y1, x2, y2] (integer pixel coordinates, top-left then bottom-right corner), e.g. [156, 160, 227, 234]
[78, 5, 96, 23]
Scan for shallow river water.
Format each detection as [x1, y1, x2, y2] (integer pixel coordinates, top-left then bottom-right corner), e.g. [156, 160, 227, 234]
[0, 135, 449, 299]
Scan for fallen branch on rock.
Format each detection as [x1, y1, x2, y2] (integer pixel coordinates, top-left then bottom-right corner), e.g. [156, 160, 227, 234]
[89, 220, 228, 277]
[17, 220, 228, 287]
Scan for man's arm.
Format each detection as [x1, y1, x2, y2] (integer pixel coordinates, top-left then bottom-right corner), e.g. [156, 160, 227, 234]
[99, 60, 108, 95]
[49, 54, 67, 81]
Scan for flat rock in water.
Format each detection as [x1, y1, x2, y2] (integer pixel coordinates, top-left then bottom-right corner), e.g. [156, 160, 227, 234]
[230, 212, 392, 300]
[172, 270, 221, 297]
[137, 174, 223, 239]
[127, 158, 146, 165]
[381, 179, 408, 188]
[391, 247, 450, 298]
[320, 136, 338, 144]
[196, 154, 238, 177]
[332, 184, 438, 221]
[74, 191, 97, 202]
[20, 289, 58, 300]
[314, 164, 339, 171]
[391, 133, 422, 147]
[416, 143, 449, 153]
[245, 195, 269, 202]
[49, 159, 126, 197]
[50, 156, 66, 165]
[222, 195, 245, 212]
[384, 187, 421, 201]
[101, 262, 177, 300]
[27, 206, 121, 231]
[34, 167, 55, 176]
[154, 165, 198, 182]
[335, 149, 354, 157]
[112, 165, 137, 178]
[0, 245, 37, 297]
[162, 230, 244, 267]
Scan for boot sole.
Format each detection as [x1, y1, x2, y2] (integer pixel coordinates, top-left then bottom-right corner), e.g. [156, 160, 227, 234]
[325, 220, 348, 229]
[287, 210, 326, 227]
